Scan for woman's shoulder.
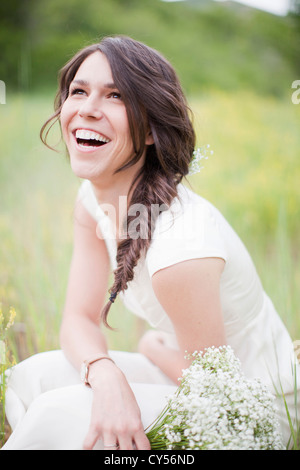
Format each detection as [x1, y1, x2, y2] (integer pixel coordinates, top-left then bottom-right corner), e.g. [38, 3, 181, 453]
[146, 184, 229, 278]
[176, 184, 224, 217]
[152, 184, 225, 239]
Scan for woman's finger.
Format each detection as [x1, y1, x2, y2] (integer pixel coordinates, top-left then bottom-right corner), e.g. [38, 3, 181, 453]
[83, 428, 100, 450]
[102, 431, 120, 450]
[103, 442, 120, 450]
[133, 429, 151, 450]
[117, 434, 134, 450]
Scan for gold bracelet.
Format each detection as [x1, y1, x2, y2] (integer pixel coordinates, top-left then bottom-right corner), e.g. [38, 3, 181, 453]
[81, 353, 115, 386]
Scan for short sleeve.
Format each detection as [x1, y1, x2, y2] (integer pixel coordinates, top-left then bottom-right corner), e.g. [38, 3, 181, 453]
[146, 196, 228, 278]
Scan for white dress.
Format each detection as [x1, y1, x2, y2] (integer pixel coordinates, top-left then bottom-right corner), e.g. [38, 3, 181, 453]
[3, 180, 299, 450]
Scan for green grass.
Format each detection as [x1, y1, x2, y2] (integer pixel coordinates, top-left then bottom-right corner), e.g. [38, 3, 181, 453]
[0, 89, 299, 359]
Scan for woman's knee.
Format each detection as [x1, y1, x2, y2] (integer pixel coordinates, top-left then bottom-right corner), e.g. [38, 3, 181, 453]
[7, 350, 80, 408]
[7, 385, 92, 450]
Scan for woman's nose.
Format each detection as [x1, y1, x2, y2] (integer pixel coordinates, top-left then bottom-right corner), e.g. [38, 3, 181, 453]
[78, 95, 103, 119]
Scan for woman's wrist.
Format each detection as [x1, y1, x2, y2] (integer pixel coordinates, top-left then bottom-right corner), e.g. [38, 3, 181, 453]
[88, 358, 121, 388]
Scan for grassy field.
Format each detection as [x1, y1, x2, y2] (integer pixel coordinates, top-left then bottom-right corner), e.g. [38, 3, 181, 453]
[0, 88, 299, 360]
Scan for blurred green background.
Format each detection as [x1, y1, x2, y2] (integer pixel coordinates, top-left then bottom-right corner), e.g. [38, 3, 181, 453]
[0, 0, 300, 359]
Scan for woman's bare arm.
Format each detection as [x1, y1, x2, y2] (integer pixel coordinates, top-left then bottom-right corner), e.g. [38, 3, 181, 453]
[139, 257, 226, 383]
[59, 199, 111, 367]
[60, 200, 150, 450]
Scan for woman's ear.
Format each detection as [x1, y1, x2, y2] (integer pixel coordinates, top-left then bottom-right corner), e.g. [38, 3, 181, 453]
[145, 129, 154, 146]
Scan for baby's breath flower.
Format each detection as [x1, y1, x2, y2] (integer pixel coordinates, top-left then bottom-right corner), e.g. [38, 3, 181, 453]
[146, 345, 284, 450]
[188, 145, 213, 176]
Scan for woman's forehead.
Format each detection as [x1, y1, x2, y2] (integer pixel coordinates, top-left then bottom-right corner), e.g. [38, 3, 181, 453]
[73, 51, 114, 87]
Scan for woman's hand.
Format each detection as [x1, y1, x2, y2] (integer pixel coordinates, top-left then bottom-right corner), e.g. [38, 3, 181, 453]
[138, 330, 169, 357]
[83, 360, 151, 450]
[138, 330, 186, 384]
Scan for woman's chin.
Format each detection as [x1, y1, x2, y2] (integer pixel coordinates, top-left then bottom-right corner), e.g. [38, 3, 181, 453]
[70, 158, 101, 181]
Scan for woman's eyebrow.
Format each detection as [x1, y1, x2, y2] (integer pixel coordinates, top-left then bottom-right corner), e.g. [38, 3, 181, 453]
[104, 82, 118, 89]
[71, 79, 118, 90]
[71, 79, 89, 87]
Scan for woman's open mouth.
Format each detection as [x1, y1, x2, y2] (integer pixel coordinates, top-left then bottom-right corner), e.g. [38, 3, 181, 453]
[74, 129, 111, 150]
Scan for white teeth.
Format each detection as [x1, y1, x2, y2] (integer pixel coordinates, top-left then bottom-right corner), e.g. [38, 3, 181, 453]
[75, 129, 110, 143]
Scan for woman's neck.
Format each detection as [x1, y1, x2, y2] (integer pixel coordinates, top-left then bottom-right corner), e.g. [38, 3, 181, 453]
[91, 167, 142, 241]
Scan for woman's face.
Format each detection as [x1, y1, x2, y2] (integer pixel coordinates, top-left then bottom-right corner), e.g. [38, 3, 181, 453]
[60, 51, 144, 185]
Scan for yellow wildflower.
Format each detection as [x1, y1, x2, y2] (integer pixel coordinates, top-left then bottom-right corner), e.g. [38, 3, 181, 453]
[5, 307, 16, 331]
[0, 304, 3, 330]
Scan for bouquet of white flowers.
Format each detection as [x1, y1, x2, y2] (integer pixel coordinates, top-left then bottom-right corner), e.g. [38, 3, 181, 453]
[146, 346, 284, 450]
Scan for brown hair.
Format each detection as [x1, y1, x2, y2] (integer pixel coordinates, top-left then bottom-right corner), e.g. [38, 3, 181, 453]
[40, 36, 196, 327]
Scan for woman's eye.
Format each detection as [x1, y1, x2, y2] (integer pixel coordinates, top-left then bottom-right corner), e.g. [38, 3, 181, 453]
[70, 88, 86, 96]
[110, 92, 122, 100]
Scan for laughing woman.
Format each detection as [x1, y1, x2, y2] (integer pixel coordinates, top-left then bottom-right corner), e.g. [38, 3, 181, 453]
[3, 36, 299, 450]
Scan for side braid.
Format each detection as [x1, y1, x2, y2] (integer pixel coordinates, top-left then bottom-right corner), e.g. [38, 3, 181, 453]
[101, 164, 178, 328]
